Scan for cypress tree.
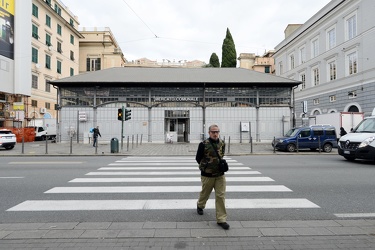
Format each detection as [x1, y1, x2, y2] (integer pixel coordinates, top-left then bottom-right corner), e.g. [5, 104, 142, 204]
[221, 28, 237, 67]
[209, 53, 220, 67]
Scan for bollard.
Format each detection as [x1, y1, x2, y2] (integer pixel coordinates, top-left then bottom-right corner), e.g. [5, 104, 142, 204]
[296, 138, 299, 153]
[318, 136, 321, 153]
[140, 134, 143, 145]
[45, 136, 48, 154]
[250, 136, 253, 154]
[132, 135, 134, 149]
[70, 136, 73, 154]
[127, 136, 129, 151]
[273, 136, 276, 153]
[136, 134, 138, 147]
[22, 135, 24, 154]
[95, 138, 98, 154]
[227, 136, 230, 154]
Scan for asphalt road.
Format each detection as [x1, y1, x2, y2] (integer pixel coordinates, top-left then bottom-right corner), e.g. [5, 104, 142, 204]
[1, 155, 374, 224]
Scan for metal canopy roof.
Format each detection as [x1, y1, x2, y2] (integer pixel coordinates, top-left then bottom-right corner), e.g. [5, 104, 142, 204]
[52, 67, 300, 88]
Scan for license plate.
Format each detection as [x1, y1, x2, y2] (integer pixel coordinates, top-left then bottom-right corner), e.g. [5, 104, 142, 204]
[344, 150, 350, 154]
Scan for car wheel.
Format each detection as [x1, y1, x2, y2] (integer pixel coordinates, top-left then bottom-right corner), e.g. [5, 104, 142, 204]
[286, 144, 296, 152]
[323, 143, 332, 153]
[344, 155, 356, 161]
[5, 145, 14, 150]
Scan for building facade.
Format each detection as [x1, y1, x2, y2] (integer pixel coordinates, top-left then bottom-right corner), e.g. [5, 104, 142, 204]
[52, 67, 299, 144]
[274, 0, 375, 127]
[30, 0, 82, 126]
[238, 51, 275, 74]
[78, 27, 126, 74]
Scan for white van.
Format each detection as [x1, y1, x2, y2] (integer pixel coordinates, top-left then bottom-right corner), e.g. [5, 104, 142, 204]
[338, 108, 375, 161]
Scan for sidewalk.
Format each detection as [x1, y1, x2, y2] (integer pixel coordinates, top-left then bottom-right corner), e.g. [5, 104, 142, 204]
[0, 140, 338, 156]
[2, 141, 369, 250]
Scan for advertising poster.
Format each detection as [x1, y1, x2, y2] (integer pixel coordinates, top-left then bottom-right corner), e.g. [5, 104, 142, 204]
[0, 0, 14, 60]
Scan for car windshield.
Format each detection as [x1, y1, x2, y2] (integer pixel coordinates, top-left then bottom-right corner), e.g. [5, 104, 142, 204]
[353, 118, 375, 133]
[0, 131, 12, 134]
[285, 128, 299, 137]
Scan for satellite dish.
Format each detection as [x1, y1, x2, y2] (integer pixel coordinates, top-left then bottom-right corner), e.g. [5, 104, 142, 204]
[35, 64, 40, 68]
[48, 46, 53, 51]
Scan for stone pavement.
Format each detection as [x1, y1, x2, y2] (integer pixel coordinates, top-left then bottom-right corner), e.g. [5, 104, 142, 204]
[2, 141, 374, 249]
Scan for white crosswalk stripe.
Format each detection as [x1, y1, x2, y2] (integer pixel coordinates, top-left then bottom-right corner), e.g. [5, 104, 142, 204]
[6, 156, 320, 212]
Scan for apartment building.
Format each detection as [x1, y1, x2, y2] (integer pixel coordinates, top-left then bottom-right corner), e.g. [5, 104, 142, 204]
[238, 51, 275, 74]
[78, 27, 126, 74]
[274, 0, 375, 126]
[30, 0, 82, 124]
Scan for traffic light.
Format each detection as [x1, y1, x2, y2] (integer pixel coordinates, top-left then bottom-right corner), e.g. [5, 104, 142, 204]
[125, 109, 131, 121]
[117, 108, 123, 121]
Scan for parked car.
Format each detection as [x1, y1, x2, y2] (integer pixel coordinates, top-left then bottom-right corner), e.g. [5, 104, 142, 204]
[0, 129, 16, 150]
[338, 109, 375, 161]
[272, 125, 337, 152]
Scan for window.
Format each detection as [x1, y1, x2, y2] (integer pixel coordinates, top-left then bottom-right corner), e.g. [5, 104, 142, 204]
[299, 46, 306, 64]
[45, 55, 51, 69]
[313, 98, 319, 105]
[69, 18, 74, 27]
[31, 100, 38, 107]
[70, 67, 74, 76]
[329, 95, 336, 102]
[347, 51, 357, 75]
[311, 38, 319, 58]
[300, 129, 311, 137]
[70, 35, 74, 45]
[264, 66, 270, 73]
[57, 60, 62, 74]
[289, 54, 295, 70]
[312, 67, 319, 86]
[45, 80, 50, 92]
[346, 13, 357, 40]
[312, 128, 324, 136]
[57, 24, 62, 35]
[300, 73, 306, 90]
[70, 50, 75, 61]
[45, 102, 51, 109]
[32, 75, 38, 89]
[57, 41, 62, 53]
[32, 4, 38, 17]
[46, 33, 51, 46]
[32, 47, 38, 63]
[327, 26, 336, 50]
[46, 0, 51, 5]
[32, 24, 39, 39]
[328, 60, 336, 81]
[54, 4, 61, 15]
[87, 58, 101, 71]
[46, 15, 51, 27]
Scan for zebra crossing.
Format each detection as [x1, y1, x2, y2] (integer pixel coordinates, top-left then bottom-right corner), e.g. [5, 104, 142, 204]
[7, 157, 320, 212]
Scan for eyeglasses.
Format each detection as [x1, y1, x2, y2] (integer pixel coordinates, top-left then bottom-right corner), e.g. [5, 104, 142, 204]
[209, 131, 220, 134]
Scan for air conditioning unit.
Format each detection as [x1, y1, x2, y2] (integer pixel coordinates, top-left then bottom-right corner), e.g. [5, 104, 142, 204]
[40, 107, 46, 113]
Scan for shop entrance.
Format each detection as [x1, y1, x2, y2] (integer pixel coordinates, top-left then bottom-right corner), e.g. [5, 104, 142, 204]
[165, 110, 190, 143]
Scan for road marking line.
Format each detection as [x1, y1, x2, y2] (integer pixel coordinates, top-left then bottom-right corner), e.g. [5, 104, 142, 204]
[45, 185, 292, 193]
[7, 199, 319, 211]
[0, 177, 24, 179]
[108, 162, 243, 166]
[334, 213, 375, 218]
[99, 167, 250, 170]
[8, 162, 83, 165]
[69, 177, 274, 183]
[86, 171, 261, 176]
[114, 159, 238, 163]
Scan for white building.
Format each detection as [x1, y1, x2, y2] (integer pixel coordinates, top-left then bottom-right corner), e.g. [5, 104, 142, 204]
[274, 0, 375, 127]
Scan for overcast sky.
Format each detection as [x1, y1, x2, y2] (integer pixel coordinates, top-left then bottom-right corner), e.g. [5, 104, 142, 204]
[61, 0, 331, 64]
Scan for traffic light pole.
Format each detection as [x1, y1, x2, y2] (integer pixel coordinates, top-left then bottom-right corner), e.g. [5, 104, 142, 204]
[121, 106, 124, 150]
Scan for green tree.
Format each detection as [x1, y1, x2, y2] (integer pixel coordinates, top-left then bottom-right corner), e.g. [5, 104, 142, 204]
[221, 28, 237, 67]
[209, 53, 220, 67]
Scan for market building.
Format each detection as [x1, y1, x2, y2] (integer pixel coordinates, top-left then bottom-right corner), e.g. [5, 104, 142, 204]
[52, 67, 300, 144]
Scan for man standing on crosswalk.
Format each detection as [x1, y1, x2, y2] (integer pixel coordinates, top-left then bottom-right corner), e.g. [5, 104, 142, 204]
[196, 124, 229, 230]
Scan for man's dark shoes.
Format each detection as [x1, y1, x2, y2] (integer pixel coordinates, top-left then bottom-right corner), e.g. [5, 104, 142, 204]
[197, 206, 203, 215]
[217, 222, 230, 230]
